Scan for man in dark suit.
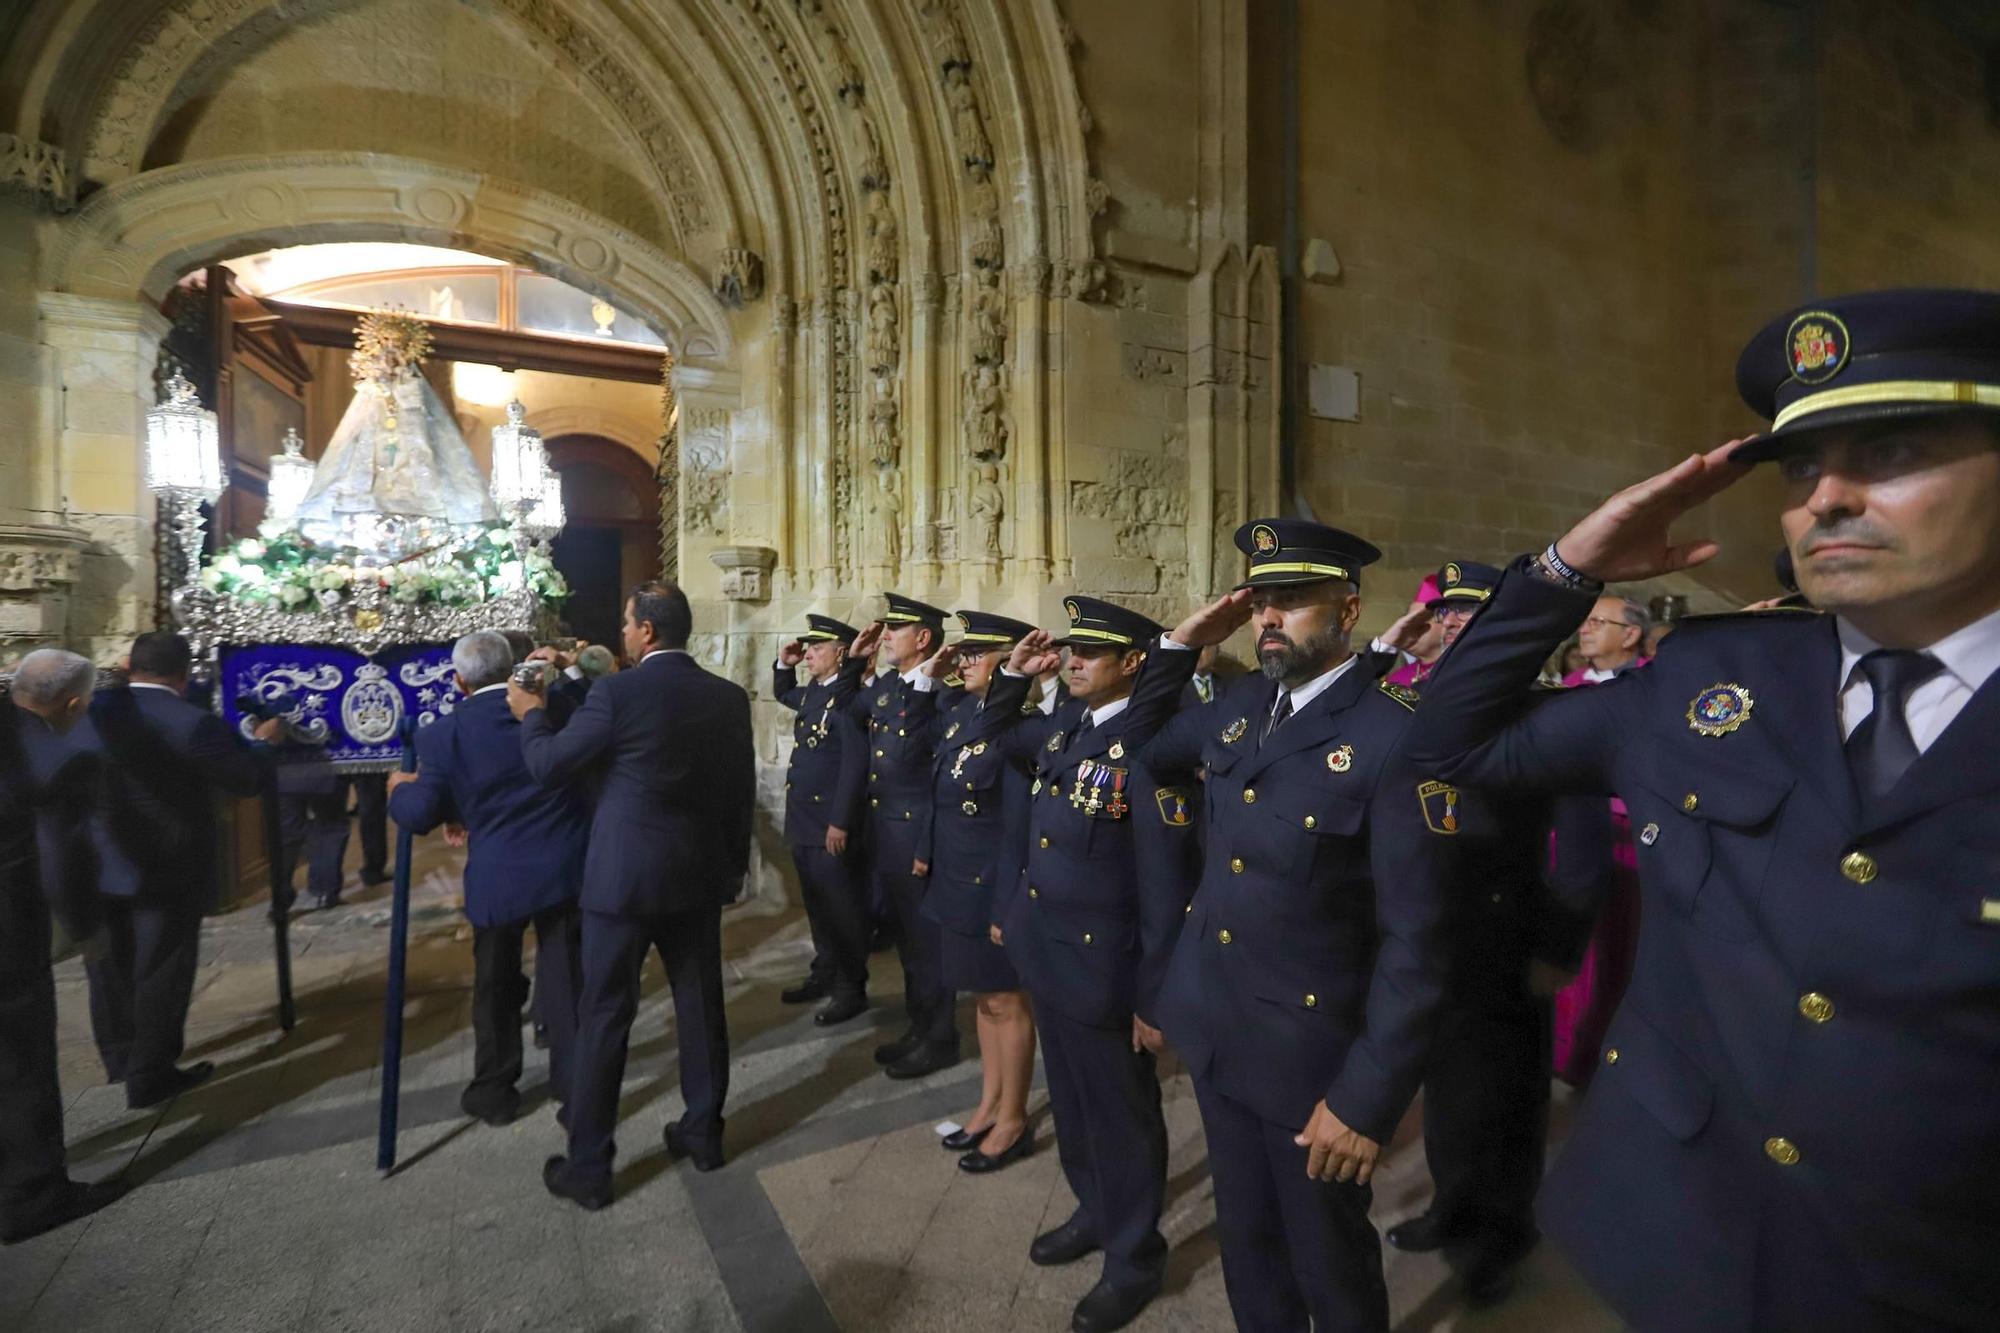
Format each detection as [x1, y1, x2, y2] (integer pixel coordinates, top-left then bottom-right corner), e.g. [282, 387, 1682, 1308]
[1140, 520, 1459, 1333]
[772, 614, 871, 1026]
[1406, 290, 2000, 1333]
[389, 630, 587, 1126]
[272, 729, 351, 913]
[86, 631, 267, 1109]
[515, 581, 754, 1209]
[2, 651, 126, 1244]
[848, 593, 958, 1079]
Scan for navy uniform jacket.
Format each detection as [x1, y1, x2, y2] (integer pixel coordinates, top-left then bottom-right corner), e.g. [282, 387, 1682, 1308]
[86, 685, 263, 911]
[1000, 649, 1201, 1030]
[1405, 564, 2000, 1332]
[521, 650, 754, 918]
[848, 672, 947, 875]
[775, 661, 867, 847]
[915, 672, 1034, 936]
[388, 688, 588, 928]
[1141, 661, 1456, 1142]
[7, 702, 101, 941]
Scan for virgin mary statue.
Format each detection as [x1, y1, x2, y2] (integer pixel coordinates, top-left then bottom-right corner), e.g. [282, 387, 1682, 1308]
[291, 310, 498, 559]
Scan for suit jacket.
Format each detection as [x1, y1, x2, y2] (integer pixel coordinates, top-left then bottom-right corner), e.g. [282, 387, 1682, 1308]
[1001, 646, 1201, 1029]
[1140, 661, 1458, 1141]
[3, 699, 100, 943]
[775, 660, 868, 847]
[848, 671, 946, 875]
[916, 671, 1034, 938]
[86, 685, 263, 910]
[389, 688, 588, 927]
[520, 650, 754, 918]
[1405, 561, 2000, 1332]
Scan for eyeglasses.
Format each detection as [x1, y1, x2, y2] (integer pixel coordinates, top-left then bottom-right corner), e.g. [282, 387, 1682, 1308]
[1581, 616, 1638, 631]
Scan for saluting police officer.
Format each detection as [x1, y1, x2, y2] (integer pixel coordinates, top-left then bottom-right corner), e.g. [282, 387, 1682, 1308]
[1406, 289, 2000, 1332]
[773, 614, 872, 1027]
[1382, 560, 1591, 1307]
[1140, 519, 1459, 1333]
[994, 596, 1209, 1333]
[849, 594, 961, 1079]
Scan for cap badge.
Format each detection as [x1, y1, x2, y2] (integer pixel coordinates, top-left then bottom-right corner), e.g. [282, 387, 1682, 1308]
[1327, 744, 1354, 773]
[1064, 598, 1081, 622]
[957, 612, 973, 630]
[1221, 716, 1248, 744]
[1787, 311, 1850, 385]
[1443, 562, 1461, 587]
[1251, 524, 1280, 556]
[1687, 682, 1755, 737]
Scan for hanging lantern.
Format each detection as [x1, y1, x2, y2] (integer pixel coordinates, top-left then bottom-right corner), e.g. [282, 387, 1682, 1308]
[266, 427, 315, 525]
[145, 371, 226, 498]
[488, 399, 547, 517]
[527, 467, 566, 539]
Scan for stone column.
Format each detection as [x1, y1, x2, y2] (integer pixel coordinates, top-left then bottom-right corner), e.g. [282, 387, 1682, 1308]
[0, 524, 92, 667]
[36, 293, 172, 665]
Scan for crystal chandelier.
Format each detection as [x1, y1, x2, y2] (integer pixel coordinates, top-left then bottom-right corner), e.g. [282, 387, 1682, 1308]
[266, 427, 314, 525]
[146, 371, 226, 609]
[488, 399, 547, 520]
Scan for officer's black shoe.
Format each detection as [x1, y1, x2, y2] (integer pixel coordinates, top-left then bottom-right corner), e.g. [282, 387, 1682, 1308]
[781, 977, 830, 1006]
[958, 1127, 1033, 1174]
[663, 1123, 726, 1172]
[941, 1123, 991, 1152]
[1385, 1210, 1464, 1253]
[542, 1156, 611, 1211]
[1070, 1274, 1161, 1333]
[873, 1029, 921, 1066]
[886, 1043, 960, 1080]
[0, 1177, 128, 1245]
[358, 868, 390, 888]
[461, 1086, 520, 1127]
[1463, 1228, 1539, 1306]
[813, 992, 869, 1026]
[1029, 1217, 1100, 1266]
[126, 1060, 214, 1110]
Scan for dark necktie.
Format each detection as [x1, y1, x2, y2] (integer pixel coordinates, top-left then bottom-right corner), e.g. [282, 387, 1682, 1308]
[1195, 674, 1214, 704]
[1845, 649, 1944, 800]
[1263, 690, 1293, 742]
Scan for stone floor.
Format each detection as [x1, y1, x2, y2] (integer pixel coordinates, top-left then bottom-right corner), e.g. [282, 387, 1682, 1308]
[1, 833, 1623, 1332]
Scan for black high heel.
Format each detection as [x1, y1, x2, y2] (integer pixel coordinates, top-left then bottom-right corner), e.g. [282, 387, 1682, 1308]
[942, 1123, 992, 1152]
[958, 1127, 1033, 1174]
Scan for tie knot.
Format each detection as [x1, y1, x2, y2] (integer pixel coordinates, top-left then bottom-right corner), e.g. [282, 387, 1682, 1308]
[1857, 649, 1943, 700]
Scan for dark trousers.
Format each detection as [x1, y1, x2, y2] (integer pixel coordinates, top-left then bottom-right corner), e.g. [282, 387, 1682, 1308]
[469, 905, 581, 1114]
[567, 905, 729, 1185]
[276, 790, 349, 903]
[1195, 1078, 1388, 1333]
[83, 895, 202, 1094]
[1037, 1005, 1167, 1286]
[1418, 989, 1550, 1250]
[0, 882, 69, 1230]
[880, 870, 956, 1048]
[792, 843, 868, 996]
[351, 774, 389, 878]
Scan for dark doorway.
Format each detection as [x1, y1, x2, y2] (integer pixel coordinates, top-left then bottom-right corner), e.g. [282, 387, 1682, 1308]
[552, 525, 625, 647]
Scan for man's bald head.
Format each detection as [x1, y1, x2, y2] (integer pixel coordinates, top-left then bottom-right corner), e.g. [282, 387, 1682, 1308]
[10, 649, 96, 733]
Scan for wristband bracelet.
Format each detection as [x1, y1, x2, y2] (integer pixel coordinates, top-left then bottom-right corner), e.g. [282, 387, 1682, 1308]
[1536, 542, 1604, 592]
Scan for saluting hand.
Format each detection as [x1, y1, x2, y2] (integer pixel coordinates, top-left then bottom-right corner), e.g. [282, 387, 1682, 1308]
[1296, 1100, 1380, 1186]
[1377, 602, 1434, 656]
[778, 639, 806, 668]
[1553, 440, 1750, 583]
[1169, 588, 1255, 649]
[919, 643, 961, 679]
[1007, 629, 1061, 678]
[849, 621, 885, 662]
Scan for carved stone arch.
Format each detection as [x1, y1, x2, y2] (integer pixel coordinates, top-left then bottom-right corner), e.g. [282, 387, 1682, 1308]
[41, 153, 736, 365]
[530, 409, 659, 466]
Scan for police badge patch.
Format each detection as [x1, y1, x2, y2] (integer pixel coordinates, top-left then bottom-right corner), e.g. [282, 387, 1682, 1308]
[1155, 787, 1192, 826]
[1687, 682, 1755, 737]
[1221, 717, 1248, 744]
[1417, 780, 1460, 835]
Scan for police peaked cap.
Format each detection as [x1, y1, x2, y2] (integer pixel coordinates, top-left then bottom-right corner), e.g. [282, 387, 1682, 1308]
[953, 609, 1037, 648]
[798, 614, 859, 643]
[881, 592, 948, 629]
[1427, 560, 1503, 607]
[1052, 595, 1163, 649]
[1233, 518, 1382, 589]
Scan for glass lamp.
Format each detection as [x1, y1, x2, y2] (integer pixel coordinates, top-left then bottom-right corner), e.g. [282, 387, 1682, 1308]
[525, 468, 566, 541]
[266, 427, 314, 525]
[145, 371, 226, 601]
[488, 399, 547, 520]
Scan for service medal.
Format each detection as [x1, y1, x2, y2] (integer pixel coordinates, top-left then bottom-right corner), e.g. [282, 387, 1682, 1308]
[1221, 717, 1247, 744]
[1686, 682, 1755, 737]
[1327, 744, 1353, 773]
[875, 693, 890, 707]
[1108, 741, 1124, 760]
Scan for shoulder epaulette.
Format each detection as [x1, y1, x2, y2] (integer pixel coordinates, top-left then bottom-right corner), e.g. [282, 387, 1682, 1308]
[1377, 679, 1420, 711]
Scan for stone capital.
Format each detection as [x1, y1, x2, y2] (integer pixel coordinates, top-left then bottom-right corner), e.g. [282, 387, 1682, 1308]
[38, 292, 173, 345]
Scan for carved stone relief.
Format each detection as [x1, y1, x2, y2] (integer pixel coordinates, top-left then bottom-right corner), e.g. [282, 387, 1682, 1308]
[0, 134, 75, 211]
[712, 249, 765, 307]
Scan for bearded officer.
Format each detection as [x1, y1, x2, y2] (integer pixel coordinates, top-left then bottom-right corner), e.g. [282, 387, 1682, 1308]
[773, 614, 871, 1027]
[1138, 519, 1459, 1333]
[1406, 288, 2000, 1332]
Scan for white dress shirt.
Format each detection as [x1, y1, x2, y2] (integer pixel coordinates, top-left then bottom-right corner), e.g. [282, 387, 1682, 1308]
[1085, 695, 1132, 730]
[1271, 652, 1363, 719]
[1836, 606, 2000, 752]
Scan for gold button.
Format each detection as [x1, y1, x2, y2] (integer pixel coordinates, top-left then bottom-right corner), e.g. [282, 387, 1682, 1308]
[1764, 1136, 1800, 1166]
[1682, 792, 1699, 813]
[1184, 903, 1192, 914]
[1243, 788, 1257, 804]
[972, 874, 982, 885]
[1083, 932, 1093, 945]
[784, 782, 791, 790]
[1840, 850, 1878, 883]
[1798, 992, 1835, 1024]
[1049, 784, 1061, 797]
[1217, 929, 1231, 944]
[870, 773, 879, 782]
[1303, 815, 1316, 829]
[1029, 887, 1039, 899]
[1604, 1048, 1619, 1065]
[1490, 893, 1503, 904]
[1304, 993, 1317, 1008]
[875, 749, 884, 757]
[1040, 837, 1050, 849]
[1230, 857, 1244, 873]
[870, 798, 880, 807]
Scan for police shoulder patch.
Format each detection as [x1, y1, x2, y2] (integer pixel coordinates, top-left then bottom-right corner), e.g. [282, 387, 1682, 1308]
[1378, 679, 1420, 711]
[1155, 787, 1192, 826]
[1417, 779, 1460, 834]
